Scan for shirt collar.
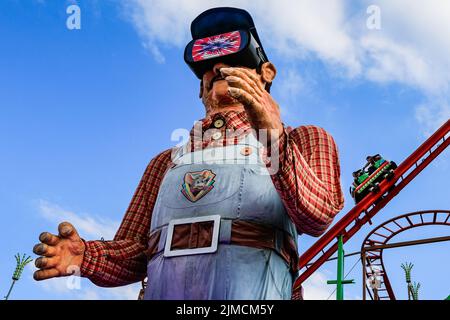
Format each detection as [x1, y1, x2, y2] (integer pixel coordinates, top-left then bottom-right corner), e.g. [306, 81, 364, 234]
[187, 110, 253, 150]
[192, 110, 252, 134]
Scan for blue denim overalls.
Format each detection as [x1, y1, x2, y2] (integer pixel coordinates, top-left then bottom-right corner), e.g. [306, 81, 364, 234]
[144, 133, 298, 299]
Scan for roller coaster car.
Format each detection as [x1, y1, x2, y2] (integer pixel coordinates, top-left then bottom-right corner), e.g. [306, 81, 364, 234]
[349, 154, 397, 204]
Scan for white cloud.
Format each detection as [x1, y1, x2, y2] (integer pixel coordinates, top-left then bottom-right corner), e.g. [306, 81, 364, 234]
[38, 199, 119, 239]
[27, 260, 141, 300]
[358, 1, 450, 95]
[273, 67, 323, 123]
[123, 0, 360, 73]
[415, 101, 450, 137]
[302, 269, 362, 300]
[302, 271, 335, 300]
[28, 265, 75, 295]
[33, 201, 144, 300]
[79, 289, 101, 300]
[122, 0, 450, 134]
[35, 200, 143, 299]
[123, 0, 206, 63]
[362, 0, 450, 136]
[360, 0, 450, 135]
[106, 283, 143, 300]
[360, 36, 434, 92]
[276, 69, 305, 102]
[245, 0, 360, 75]
[25, 205, 141, 300]
[122, 0, 450, 90]
[76, 283, 142, 300]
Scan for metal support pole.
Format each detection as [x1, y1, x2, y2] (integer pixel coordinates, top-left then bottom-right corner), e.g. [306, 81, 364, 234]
[337, 235, 344, 300]
[362, 250, 366, 301]
[327, 235, 354, 300]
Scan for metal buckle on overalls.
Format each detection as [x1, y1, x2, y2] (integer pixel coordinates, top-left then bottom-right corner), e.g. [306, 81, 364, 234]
[163, 215, 221, 258]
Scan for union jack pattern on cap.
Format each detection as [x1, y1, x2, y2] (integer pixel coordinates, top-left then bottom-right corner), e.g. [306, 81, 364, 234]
[192, 31, 242, 62]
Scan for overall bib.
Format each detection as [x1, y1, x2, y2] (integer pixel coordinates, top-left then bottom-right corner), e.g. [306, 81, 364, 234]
[144, 133, 298, 300]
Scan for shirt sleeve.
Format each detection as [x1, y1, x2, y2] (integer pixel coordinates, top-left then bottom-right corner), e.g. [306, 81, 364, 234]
[80, 149, 172, 287]
[270, 125, 344, 237]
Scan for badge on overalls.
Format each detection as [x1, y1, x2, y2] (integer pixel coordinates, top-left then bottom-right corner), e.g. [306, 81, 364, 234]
[181, 170, 216, 202]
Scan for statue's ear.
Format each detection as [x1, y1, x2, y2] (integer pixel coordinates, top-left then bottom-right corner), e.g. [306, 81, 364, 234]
[199, 80, 204, 98]
[260, 62, 277, 84]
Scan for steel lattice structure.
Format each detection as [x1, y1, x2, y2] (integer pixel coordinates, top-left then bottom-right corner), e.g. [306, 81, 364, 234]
[361, 210, 450, 300]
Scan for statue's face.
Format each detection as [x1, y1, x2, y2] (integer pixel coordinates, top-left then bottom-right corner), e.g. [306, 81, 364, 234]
[200, 62, 257, 107]
[201, 62, 234, 106]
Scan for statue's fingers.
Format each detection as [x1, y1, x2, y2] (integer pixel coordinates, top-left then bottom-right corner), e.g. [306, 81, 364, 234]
[221, 67, 265, 94]
[228, 87, 261, 112]
[39, 232, 59, 246]
[235, 67, 267, 91]
[225, 76, 262, 99]
[221, 67, 266, 93]
[58, 221, 80, 241]
[33, 268, 60, 281]
[35, 256, 60, 269]
[33, 243, 57, 257]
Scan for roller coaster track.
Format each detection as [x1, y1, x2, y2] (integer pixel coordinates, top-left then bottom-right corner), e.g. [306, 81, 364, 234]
[362, 210, 450, 300]
[292, 119, 450, 295]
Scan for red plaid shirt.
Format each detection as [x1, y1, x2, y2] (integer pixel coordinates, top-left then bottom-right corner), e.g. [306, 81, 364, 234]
[80, 110, 344, 287]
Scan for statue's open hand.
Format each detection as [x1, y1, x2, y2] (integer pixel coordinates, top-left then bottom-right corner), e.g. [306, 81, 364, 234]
[220, 67, 283, 142]
[33, 222, 85, 281]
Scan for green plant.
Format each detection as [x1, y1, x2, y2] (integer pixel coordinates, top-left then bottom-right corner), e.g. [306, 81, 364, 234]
[401, 262, 414, 283]
[411, 282, 421, 300]
[401, 262, 414, 300]
[4, 253, 33, 300]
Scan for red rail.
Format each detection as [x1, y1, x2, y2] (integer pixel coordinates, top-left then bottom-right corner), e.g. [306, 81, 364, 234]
[293, 119, 450, 292]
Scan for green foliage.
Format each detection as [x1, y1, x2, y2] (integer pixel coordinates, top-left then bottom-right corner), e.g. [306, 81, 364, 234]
[12, 253, 33, 281]
[4, 253, 33, 300]
[401, 262, 414, 283]
[411, 282, 421, 300]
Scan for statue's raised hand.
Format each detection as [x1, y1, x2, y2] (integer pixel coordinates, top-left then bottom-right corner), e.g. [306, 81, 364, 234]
[220, 64, 283, 144]
[33, 222, 85, 280]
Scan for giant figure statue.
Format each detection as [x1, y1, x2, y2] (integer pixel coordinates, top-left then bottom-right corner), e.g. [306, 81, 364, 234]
[33, 7, 344, 300]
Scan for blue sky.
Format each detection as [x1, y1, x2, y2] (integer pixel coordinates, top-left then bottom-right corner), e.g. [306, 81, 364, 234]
[0, 0, 449, 300]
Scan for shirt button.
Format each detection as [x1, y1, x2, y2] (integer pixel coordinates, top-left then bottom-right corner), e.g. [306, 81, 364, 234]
[212, 131, 222, 140]
[240, 147, 253, 156]
[213, 118, 225, 129]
